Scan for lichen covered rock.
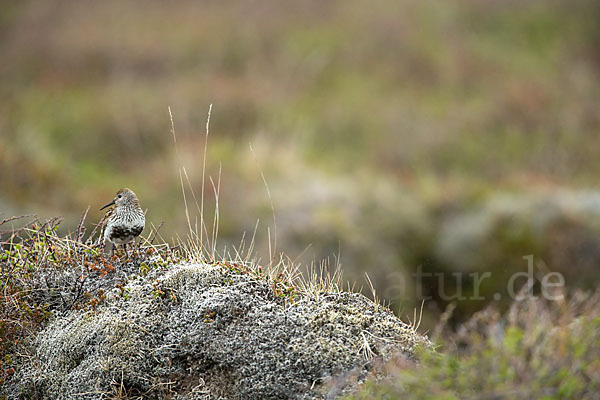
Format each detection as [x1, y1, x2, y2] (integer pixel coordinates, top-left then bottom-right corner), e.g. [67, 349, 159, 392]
[9, 262, 429, 399]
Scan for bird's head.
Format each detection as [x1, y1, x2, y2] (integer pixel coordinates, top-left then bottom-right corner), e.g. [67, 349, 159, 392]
[100, 188, 140, 210]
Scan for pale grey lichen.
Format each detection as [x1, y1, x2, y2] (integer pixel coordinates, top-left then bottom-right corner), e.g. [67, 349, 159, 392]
[7, 263, 429, 399]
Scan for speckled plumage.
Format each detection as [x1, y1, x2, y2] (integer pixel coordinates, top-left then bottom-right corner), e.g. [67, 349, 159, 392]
[99, 188, 145, 255]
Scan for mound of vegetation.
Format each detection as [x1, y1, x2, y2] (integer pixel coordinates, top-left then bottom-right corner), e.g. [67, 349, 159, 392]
[0, 216, 429, 399]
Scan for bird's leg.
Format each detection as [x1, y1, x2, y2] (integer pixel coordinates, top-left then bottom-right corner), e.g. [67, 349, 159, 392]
[103, 239, 113, 257]
[133, 239, 139, 257]
[124, 242, 129, 259]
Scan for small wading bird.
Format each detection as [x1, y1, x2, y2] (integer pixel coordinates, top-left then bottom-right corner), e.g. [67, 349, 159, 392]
[99, 188, 145, 257]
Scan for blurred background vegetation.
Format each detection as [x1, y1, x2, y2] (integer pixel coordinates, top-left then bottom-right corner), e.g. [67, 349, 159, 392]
[2, 0, 600, 330]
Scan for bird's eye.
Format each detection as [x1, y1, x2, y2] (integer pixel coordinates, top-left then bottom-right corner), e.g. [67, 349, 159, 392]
[118, 194, 122, 199]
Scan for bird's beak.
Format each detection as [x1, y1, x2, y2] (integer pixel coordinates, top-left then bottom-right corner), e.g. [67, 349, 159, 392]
[100, 200, 115, 210]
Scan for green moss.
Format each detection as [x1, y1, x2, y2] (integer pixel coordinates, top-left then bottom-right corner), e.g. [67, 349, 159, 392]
[347, 290, 600, 399]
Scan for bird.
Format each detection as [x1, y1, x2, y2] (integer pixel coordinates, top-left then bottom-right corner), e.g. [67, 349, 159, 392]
[99, 188, 145, 257]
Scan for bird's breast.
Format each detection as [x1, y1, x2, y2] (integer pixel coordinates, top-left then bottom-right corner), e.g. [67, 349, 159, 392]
[104, 209, 145, 244]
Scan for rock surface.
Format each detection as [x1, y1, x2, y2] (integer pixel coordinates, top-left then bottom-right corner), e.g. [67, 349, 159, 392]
[8, 262, 429, 399]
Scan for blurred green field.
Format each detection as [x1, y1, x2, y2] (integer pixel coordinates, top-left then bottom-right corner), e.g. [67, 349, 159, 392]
[1, 0, 600, 328]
